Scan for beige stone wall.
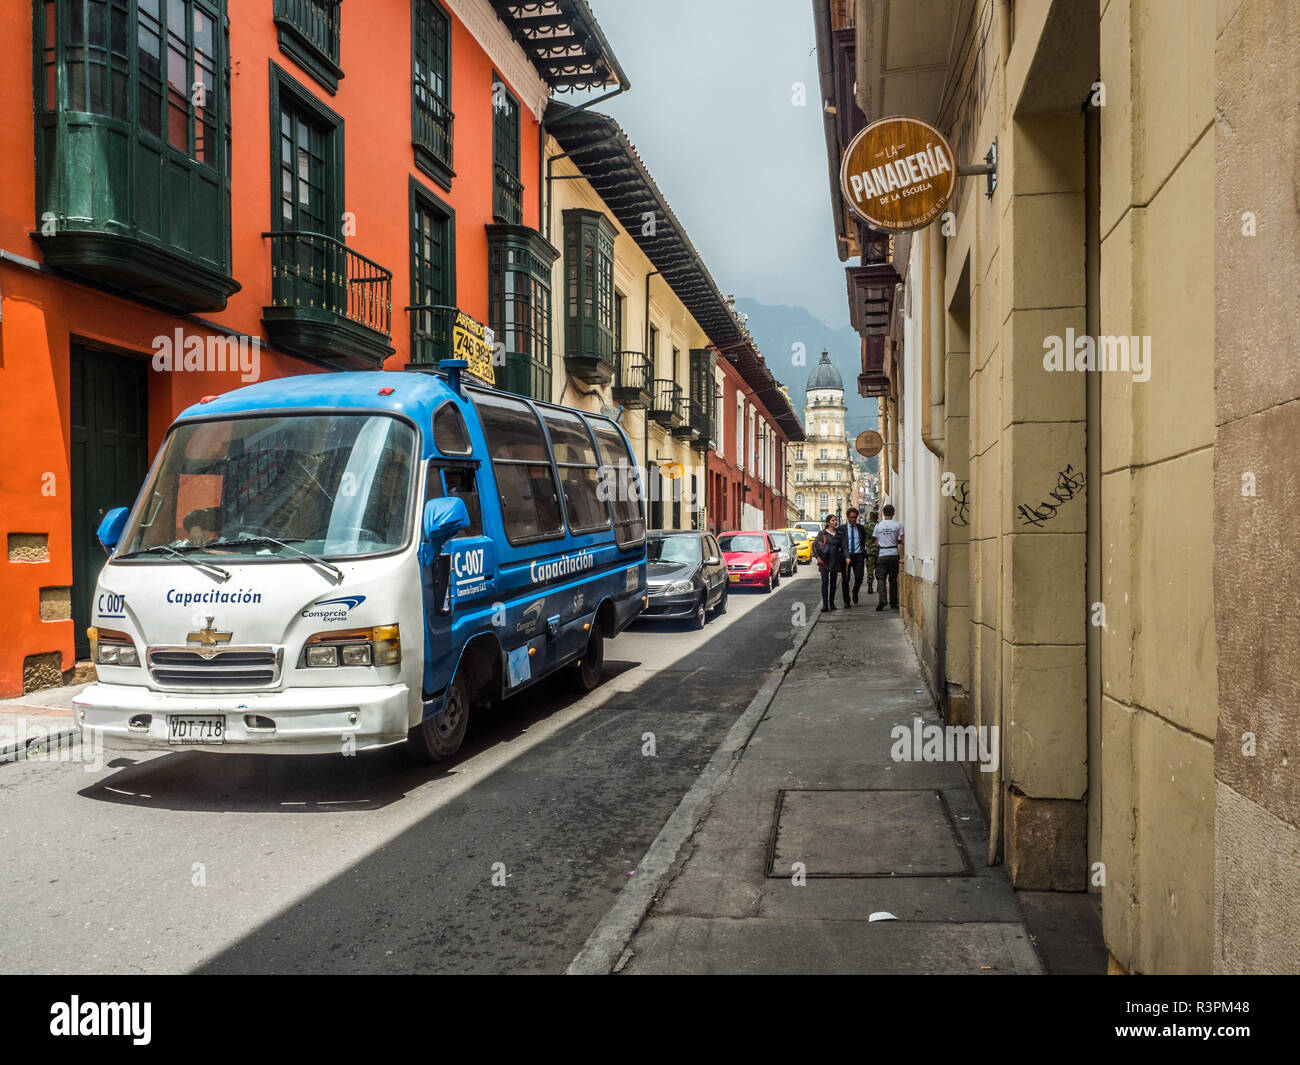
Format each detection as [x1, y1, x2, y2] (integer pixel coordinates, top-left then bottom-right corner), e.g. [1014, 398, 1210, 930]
[1097, 0, 1217, 974]
[867, 0, 1224, 970]
[1212, 0, 1300, 975]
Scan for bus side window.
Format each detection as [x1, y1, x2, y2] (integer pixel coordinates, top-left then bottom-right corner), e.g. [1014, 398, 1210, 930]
[433, 403, 472, 456]
[426, 465, 483, 539]
[443, 468, 482, 538]
[589, 419, 646, 549]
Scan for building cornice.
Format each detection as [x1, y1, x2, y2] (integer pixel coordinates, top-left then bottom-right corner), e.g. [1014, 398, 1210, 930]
[446, 0, 551, 119]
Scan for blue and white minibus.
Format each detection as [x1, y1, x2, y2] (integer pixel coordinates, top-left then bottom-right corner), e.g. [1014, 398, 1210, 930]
[77, 362, 648, 762]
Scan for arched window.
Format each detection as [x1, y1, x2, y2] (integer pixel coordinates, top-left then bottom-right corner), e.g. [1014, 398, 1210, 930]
[819, 492, 829, 511]
[795, 492, 805, 510]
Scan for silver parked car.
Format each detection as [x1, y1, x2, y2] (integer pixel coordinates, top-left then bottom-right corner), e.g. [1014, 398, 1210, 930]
[766, 529, 795, 577]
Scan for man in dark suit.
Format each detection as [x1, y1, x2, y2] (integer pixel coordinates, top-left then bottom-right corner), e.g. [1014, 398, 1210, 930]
[839, 507, 867, 607]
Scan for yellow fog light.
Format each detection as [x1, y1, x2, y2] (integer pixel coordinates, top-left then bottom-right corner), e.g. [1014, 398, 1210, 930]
[372, 624, 401, 666]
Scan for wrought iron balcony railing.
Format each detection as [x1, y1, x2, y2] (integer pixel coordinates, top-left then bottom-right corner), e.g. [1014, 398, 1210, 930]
[406, 304, 459, 366]
[414, 91, 454, 170]
[672, 396, 697, 439]
[611, 350, 651, 407]
[265, 231, 391, 334]
[493, 164, 523, 225]
[650, 379, 682, 428]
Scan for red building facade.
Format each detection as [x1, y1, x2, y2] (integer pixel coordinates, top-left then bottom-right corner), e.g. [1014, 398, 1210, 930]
[706, 353, 792, 533]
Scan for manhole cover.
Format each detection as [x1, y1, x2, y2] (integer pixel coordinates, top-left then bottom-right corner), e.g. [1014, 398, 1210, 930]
[766, 789, 971, 877]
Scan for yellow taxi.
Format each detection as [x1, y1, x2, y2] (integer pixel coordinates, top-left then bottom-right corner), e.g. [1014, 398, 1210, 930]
[784, 527, 813, 565]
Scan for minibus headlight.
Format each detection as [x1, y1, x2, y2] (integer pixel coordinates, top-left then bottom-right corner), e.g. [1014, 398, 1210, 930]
[306, 645, 339, 668]
[301, 625, 400, 669]
[341, 644, 372, 667]
[91, 627, 139, 667]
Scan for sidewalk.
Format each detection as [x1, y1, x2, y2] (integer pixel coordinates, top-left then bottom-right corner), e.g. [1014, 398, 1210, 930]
[616, 599, 1076, 975]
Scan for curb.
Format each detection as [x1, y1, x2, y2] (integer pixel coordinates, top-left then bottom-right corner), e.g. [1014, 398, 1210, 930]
[566, 602, 822, 975]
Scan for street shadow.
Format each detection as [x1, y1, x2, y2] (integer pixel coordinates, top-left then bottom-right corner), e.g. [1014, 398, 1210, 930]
[75, 659, 644, 815]
[187, 577, 811, 972]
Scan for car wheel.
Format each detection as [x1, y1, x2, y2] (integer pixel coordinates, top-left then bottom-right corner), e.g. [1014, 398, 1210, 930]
[691, 593, 707, 630]
[569, 626, 605, 692]
[407, 671, 470, 763]
[766, 570, 776, 593]
[714, 586, 728, 615]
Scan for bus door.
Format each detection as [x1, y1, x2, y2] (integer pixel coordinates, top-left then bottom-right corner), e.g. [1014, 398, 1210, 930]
[421, 459, 495, 701]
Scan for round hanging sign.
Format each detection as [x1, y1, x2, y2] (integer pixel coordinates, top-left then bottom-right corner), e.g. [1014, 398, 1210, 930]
[840, 116, 956, 233]
[855, 430, 884, 458]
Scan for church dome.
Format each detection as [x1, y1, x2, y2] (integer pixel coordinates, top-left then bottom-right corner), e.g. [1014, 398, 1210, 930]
[806, 350, 843, 392]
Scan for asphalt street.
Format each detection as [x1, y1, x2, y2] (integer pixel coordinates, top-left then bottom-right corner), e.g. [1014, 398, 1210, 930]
[0, 566, 819, 974]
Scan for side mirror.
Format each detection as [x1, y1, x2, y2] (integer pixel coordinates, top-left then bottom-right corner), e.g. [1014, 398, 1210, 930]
[420, 497, 470, 565]
[705, 556, 720, 566]
[97, 507, 129, 555]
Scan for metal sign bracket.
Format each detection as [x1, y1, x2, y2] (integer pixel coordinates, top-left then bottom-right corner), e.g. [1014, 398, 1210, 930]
[957, 139, 998, 197]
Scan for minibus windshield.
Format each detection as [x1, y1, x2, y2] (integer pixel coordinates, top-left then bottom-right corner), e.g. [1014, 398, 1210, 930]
[116, 413, 418, 560]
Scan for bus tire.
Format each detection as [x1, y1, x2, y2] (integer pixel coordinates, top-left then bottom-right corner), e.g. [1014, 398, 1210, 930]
[407, 673, 470, 763]
[570, 627, 605, 692]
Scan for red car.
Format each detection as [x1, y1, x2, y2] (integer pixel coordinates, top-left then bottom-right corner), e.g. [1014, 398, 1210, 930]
[718, 530, 780, 592]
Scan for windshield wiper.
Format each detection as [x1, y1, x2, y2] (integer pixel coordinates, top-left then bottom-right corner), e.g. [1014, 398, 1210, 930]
[205, 537, 343, 583]
[117, 544, 231, 583]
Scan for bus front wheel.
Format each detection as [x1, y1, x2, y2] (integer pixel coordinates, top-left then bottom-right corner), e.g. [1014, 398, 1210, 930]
[407, 673, 469, 763]
[570, 627, 605, 692]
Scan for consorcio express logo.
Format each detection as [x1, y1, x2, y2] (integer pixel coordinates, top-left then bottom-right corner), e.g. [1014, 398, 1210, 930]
[301, 595, 367, 622]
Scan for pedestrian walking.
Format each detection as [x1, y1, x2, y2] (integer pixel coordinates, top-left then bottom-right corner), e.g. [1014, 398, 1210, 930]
[862, 509, 880, 595]
[873, 504, 903, 611]
[840, 507, 868, 607]
[814, 513, 845, 612]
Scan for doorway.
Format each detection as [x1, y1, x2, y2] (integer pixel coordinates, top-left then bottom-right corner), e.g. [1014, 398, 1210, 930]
[70, 346, 148, 660]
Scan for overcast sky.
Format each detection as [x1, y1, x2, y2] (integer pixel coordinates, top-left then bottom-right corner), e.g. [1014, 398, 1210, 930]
[577, 0, 849, 329]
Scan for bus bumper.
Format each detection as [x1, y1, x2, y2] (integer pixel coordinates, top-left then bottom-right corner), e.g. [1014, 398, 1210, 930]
[73, 682, 413, 754]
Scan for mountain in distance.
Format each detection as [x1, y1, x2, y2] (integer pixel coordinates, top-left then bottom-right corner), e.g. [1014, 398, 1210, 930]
[733, 297, 879, 453]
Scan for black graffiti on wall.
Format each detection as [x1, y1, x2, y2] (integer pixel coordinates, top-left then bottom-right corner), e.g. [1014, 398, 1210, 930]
[951, 481, 970, 527]
[1016, 465, 1085, 528]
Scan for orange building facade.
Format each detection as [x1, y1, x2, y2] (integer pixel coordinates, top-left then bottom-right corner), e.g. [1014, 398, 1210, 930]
[0, 0, 624, 695]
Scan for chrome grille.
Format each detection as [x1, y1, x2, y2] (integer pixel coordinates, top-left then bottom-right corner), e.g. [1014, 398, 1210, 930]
[147, 647, 282, 689]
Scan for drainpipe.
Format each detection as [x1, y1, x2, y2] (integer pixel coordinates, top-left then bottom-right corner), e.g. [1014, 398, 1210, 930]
[644, 270, 660, 526]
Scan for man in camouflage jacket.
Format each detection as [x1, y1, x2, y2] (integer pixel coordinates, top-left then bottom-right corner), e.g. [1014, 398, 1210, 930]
[862, 510, 880, 594]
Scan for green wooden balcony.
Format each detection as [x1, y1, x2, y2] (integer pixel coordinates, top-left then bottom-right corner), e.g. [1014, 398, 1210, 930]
[688, 398, 712, 452]
[273, 0, 343, 92]
[262, 231, 394, 368]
